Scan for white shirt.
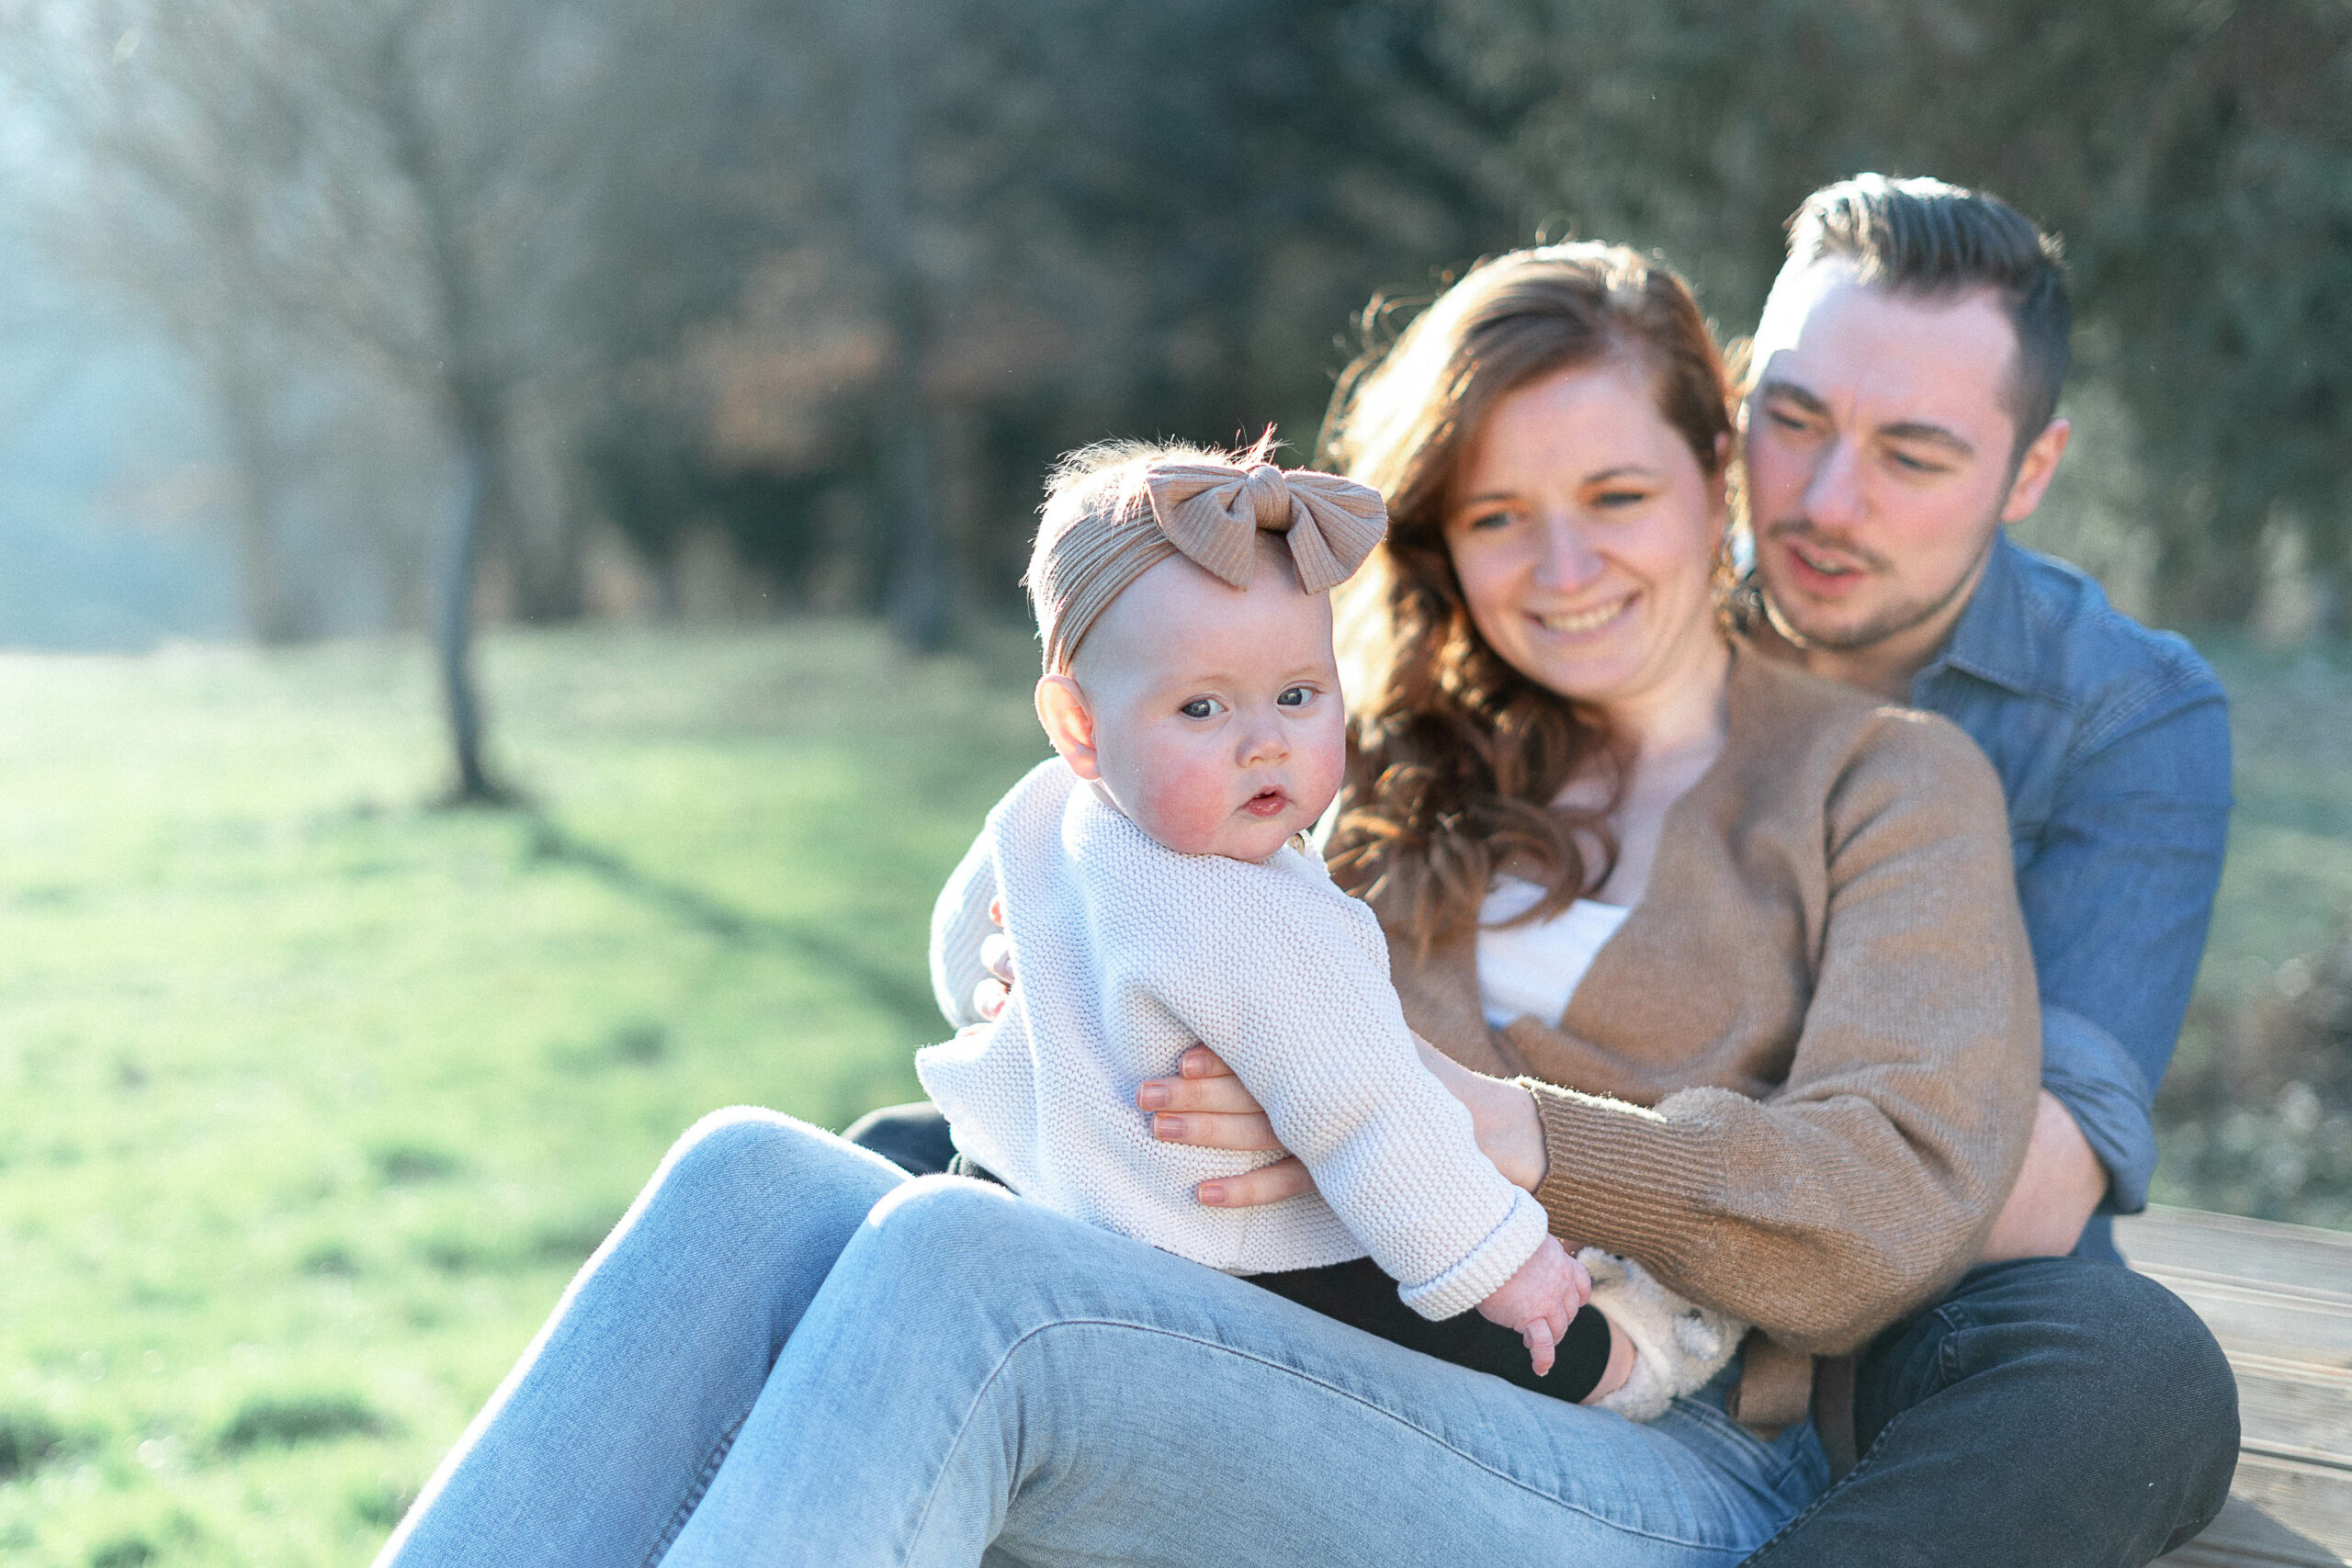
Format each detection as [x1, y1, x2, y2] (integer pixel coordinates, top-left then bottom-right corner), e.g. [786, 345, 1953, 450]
[921, 759, 1548, 1321]
[1476, 874, 1631, 1030]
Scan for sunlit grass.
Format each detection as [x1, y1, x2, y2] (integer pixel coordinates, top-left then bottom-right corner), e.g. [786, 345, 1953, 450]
[0, 623, 1046, 1566]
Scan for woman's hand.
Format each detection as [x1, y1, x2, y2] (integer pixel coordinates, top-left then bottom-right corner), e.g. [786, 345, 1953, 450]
[1136, 1048, 1314, 1208]
[1406, 1035, 1549, 1193]
[974, 899, 1012, 1020]
[1144, 1035, 1552, 1206]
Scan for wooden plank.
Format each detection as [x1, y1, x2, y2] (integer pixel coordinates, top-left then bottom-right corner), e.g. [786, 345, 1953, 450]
[2232, 1355, 2352, 1466]
[2158, 1493, 2350, 1567]
[2123, 1208, 2352, 1566]
[2119, 1209, 2352, 1299]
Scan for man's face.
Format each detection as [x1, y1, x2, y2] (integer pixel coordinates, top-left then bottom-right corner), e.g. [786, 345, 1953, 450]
[1744, 259, 2065, 656]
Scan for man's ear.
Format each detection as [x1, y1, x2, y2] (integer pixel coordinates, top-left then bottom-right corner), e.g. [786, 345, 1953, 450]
[1999, 417, 2072, 525]
[1034, 674, 1102, 781]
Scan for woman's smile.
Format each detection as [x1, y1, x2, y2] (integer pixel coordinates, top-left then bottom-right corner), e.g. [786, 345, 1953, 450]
[1532, 592, 1637, 638]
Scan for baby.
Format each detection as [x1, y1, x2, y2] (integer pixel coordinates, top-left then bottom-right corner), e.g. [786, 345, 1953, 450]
[916, 441, 1605, 1390]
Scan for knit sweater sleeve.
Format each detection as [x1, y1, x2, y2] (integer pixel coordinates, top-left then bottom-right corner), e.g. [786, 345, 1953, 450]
[1147, 863, 1548, 1320]
[929, 823, 1002, 1031]
[1526, 713, 2040, 1353]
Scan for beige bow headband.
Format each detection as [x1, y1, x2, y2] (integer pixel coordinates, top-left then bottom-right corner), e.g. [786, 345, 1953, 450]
[1029, 458, 1388, 672]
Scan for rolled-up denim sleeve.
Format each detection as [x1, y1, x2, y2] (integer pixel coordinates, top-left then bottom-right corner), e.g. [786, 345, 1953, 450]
[2016, 684, 2232, 1213]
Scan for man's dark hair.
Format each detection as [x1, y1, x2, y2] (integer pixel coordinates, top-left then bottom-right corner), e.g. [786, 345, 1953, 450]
[1786, 175, 2070, 464]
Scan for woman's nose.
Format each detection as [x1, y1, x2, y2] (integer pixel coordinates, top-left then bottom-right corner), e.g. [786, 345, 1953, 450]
[1531, 516, 1607, 593]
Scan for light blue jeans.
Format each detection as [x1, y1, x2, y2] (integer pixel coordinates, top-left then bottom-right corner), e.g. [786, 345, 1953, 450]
[378, 1110, 1826, 1567]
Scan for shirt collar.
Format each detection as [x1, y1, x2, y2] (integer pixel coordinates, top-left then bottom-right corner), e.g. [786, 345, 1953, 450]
[1914, 532, 2064, 703]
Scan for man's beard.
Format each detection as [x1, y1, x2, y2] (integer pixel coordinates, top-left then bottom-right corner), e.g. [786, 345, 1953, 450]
[1758, 519, 1993, 654]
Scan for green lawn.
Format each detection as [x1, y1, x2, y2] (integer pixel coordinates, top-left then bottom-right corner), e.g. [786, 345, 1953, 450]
[1, 621, 2346, 1564]
[0, 625, 1046, 1567]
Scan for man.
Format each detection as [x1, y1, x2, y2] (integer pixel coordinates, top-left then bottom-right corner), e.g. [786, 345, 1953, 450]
[1733, 174, 2237, 1564]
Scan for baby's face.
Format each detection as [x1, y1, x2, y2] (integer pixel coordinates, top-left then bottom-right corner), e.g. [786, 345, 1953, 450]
[1068, 550, 1347, 861]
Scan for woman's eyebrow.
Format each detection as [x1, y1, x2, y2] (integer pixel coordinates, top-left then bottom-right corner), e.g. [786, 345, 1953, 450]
[1449, 489, 1518, 511]
[1584, 465, 1659, 484]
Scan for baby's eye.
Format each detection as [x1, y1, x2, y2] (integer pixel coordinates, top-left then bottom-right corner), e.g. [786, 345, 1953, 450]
[1276, 685, 1315, 708]
[1179, 697, 1223, 720]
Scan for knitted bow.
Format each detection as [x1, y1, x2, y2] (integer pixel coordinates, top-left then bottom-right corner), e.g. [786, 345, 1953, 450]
[1141, 462, 1387, 595]
[1028, 456, 1389, 672]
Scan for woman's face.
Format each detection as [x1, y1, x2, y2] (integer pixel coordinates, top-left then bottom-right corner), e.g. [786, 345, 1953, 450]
[1441, 357, 1726, 716]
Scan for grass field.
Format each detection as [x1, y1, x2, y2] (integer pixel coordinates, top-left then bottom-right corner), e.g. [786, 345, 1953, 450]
[2, 620, 2346, 1564]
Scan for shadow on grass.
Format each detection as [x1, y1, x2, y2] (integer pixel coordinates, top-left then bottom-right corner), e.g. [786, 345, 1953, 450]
[520, 813, 939, 1033]
[218, 1392, 389, 1451]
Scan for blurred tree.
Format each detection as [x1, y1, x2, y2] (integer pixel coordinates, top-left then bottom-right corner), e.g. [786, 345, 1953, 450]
[11, 0, 796, 796]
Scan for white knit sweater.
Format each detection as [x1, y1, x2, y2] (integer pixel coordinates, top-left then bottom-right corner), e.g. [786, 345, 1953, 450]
[919, 759, 1549, 1320]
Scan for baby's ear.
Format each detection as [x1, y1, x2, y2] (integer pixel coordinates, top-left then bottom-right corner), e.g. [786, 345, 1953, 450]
[1034, 675, 1102, 780]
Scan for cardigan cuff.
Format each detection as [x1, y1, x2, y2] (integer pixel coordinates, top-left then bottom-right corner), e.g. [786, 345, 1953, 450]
[1519, 1079, 1723, 1267]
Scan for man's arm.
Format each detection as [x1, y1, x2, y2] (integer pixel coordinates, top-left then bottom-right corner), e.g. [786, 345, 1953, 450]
[1988, 687, 2232, 1255]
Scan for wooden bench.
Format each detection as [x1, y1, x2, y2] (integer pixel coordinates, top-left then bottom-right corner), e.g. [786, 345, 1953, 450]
[2125, 1207, 2352, 1566]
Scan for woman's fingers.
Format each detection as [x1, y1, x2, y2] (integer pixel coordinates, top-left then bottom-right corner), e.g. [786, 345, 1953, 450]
[1194, 1155, 1314, 1208]
[1151, 1109, 1280, 1151]
[979, 931, 1014, 984]
[1135, 1067, 1263, 1115]
[972, 930, 1016, 1021]
[972, 976, 1008, 1021]
[1178, 1044, 1238, 1078]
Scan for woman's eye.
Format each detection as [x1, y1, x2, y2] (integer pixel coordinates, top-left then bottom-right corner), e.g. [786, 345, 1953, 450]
[1179, 698, 1221, 720]
[1276, 685, 1314, 708]
[1593, 488, 1649, 510]
[1459, 508, 1513, 532]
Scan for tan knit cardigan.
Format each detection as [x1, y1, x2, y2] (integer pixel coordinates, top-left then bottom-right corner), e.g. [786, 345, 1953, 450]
[1372, 644, 2041, 1423]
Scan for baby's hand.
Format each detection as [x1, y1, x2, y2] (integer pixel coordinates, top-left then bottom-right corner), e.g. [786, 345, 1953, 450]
[1475, 1235, 1592, 1376]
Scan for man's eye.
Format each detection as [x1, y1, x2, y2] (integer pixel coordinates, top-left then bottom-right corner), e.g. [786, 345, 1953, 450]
[1180, 698, 1220, 719]
[1277, 685, 1314, 708]
[1887, 450, 1949, 475]
[1766, 407, 1816, 434]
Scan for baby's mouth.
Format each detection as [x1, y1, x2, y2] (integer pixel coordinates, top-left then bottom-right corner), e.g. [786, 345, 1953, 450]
[1242, 786, 1289, 819]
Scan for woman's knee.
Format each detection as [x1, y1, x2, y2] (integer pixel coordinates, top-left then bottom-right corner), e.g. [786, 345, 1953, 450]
[632, 1108, 904, 1241]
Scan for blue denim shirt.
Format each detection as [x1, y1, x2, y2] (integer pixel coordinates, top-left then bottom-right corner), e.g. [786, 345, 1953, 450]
[1908, 534, 2232, 1262]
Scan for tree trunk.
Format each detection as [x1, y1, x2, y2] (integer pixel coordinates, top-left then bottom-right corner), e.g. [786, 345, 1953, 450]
[207, 347, 310, 645]
[435, 386, 509, 804]
[853, 0, 947, 653]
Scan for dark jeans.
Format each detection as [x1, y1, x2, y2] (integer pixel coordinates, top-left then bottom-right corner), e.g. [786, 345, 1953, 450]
[842, 1103, 1614, 1401]
[1740, 1256, 2238, 1567]
[847, 1103, 2239, 1566]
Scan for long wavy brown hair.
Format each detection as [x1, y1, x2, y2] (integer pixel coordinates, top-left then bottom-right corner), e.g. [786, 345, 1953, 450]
[1317, 243, 1736, 953]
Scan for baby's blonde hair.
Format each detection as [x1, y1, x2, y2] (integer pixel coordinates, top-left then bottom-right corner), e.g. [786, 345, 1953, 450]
[1025, 433, 1282, 671]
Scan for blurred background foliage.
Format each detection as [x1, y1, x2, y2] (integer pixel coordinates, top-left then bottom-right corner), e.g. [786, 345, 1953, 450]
[8, 0, 2351, 666]
[2, 2, 2351, 1561]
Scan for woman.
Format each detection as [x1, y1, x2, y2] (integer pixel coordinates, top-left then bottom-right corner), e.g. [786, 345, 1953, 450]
[377, 244, 2037, 1567]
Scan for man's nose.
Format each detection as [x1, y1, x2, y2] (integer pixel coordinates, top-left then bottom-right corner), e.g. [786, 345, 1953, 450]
[1803, 437, 1868, 532]
[1531, 515, 1607, 593]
